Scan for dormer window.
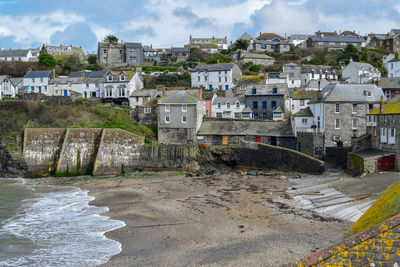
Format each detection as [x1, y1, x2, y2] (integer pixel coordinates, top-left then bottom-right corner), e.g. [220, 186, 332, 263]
[252, 88, 257, 95]
[227, 102, 230, 109]
[120, 75, 125, 81]
[107, 75, 113, 82]
[273, 87, 278, 94]
[217, 102, 221, 109]
[235, 101, 240, 108]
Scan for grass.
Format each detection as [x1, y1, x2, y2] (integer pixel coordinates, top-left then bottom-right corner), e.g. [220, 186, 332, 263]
[0, 100, 156, 152]
[345, 181, 400, 237]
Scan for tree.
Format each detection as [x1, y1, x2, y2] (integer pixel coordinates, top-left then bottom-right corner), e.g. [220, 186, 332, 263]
[38, 52, 57, 68]
[206, 54, 232, 64]
[233, 39, 249, 51]
[103, 35, 119, 44]
[87, 54, 97, 64]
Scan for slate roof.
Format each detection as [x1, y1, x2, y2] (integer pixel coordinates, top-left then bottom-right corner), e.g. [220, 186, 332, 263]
[198, 120, 294, 137]
[310, 35, 364, 43]
[0, 75, 7, 83]
[0, 49, 29, 57]
[268, 72, 286, 79]
[369, 96, 400, 115]
[10, 77, 23, 86]
[292, 107, 314, 117]
[125, 42, 142, 48]
[49, 76, 84, 84]
[171, 47, 189, 53]
[300, 80, 340, 91]
[292, 90, 318, 100]
[256, 33, 285, 41]
[309, 83, 384, 104]
[24, 71, 52, 79]
[158, 91, 199, 104]
[379, 78, 400, 89]
[143, 45, 156, 52]
[191, 63, 235, 72]
[241, 53, 274, 60]
[212, 97, 244, 105]
[130, 89, 162, 97]
[244, 84, 287, 95]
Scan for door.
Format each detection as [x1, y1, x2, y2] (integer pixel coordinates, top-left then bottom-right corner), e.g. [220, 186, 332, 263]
[84, 92, 87, 98]
[225, 85, 229, 90]
[377, 155, 395, 172]
[270, 136, 277, 146]
[64, 90, 68, 96]
[222, 136, 229, 145]
[255, 136, 261, 142]
[262, 113, 267, 120]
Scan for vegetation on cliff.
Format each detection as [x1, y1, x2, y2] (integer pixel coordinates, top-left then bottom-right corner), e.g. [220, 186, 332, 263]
[0, 100, 156, 152]
[346, 181, 400, 237]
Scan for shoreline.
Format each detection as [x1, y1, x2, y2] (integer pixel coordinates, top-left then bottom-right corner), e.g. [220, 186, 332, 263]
[24, 171, 350, 266]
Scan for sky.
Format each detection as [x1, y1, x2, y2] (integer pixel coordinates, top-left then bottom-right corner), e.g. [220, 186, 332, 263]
[1, 0, 400, 53]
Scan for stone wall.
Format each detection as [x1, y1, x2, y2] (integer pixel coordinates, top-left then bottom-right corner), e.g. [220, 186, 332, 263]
[296, 132, 324, 159]
[23, 128, 66, 174]
[325, 147, 352, 169]
[56, 128, 103, 174]
[130, 106, 158, 127]
[351, 133, 372, 152]
[93, 129, 144, 175]
[238, 141, 325, 174]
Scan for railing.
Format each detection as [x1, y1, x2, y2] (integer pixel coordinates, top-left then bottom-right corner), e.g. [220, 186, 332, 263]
[296, 127, 325, 134]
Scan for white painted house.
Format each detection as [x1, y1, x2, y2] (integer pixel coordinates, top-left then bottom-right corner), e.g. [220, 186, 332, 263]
[211, 95, 245, 119]
[342, 61, 381, 83]
[266, 73, 287, 85]
[0, 75, 21, 98]
[191, 63, 242, 91]
[283, 63, 301, 89]
[102, 70, 144, 105]
[290, 90, 318, 115]
[23, 71, 52, 95]
[301, 68, 338, 85]
[387, 59, 400, 78]
[291, 107, 315, 137]
[0, 49, 35, 62]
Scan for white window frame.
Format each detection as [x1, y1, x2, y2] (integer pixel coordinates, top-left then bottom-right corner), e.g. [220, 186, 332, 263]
[182, 115, 187, 123]
[165, 115, 170, 123]
[380, 128, 387, 143]
[352, 104, 357, 113]
[182, 104, 187, 112]
[226, 102, 230, 109]
[144, 107, 152, 114]
[165, 104, 170, 112]
[335, 118, 341, 129]
[335, 103, 340, 113]
[217, 102, 221, 109]
[302, 118, 308, 124]
[389, 128, 396, 144]
[300, 99, 305, 106]
[235, 101, 240, 108]
[352, 119, 358, 129]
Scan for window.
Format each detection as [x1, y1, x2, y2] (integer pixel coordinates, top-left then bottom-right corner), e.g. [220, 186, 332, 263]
[272, 87, 277, 94]
[165, 104, 170, 112]
[352, 119, 358, 129]
[225, 77, 228, 82]
[165, 115, 170, 123]
[226, 102, 230, 109]
[216, 112, 222, 118]
[252, 101, 258, 109]
[235, 101, 240, 108]
[225, 71, 227, 75]
[367, 91, 372, 97]
[262, 101, 267, 109]
[384, 115, 387, 122]
[393, 116, 396, 123]
[120, 75, 125, 81]
[219, 77, 221, 82]
[144, 107, 152, 114]
[182, 104, 187, 112]
[335, 118, 341, 129]
[271, 101, 276, 110]
[252, 88, 257, 95]
[292, 104, 295, 110]
[86, 83, 89, 88]
[300, 99, 305, 106]
[335, 103, 340, 113]
[302, 118, 308, 124]
[182, 115, 187, 123]
[217, 102, 221, 109]
[381, 128, 387, 143]
[103, 49, 107, 54]
[107, 75, 113, 81]
[40, 78, 43, 82]
[389, 128, 396, 144]
[234, 112, 240, 119]
[369, 104, 374, 111]
[386, 90, 391, 99]
[198, 76, 200, 82]
[32, 78, 35, 83]
[352, 104, 358, 113]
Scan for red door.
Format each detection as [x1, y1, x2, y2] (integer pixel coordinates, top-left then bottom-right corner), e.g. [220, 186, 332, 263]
[255, 136, 261, 142]
[377, 155, 395, 172]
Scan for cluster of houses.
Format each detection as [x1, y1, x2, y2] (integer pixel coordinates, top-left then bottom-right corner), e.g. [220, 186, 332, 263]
[4, 28, 400, 174]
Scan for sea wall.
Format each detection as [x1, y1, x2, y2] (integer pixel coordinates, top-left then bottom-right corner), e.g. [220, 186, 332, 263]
[93, 129, 144, 175]
[23, 128, 66, 174]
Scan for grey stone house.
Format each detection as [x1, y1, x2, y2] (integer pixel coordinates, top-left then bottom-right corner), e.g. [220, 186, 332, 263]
[158, 91, 206, 144]
[378, 77, 400, 100]
[170, 47, 190, 62]
[307, 83, 384, 149]
[97, 41, 143, 67]
[243, 84, 289, 120]
[341, 61, 381, 84]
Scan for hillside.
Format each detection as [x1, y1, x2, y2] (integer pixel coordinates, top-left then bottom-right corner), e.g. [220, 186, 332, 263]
[346, 181, 400, 237]
[0, 100, 156, 152]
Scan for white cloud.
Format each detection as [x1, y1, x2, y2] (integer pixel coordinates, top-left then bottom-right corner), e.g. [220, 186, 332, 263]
[0, 10, 84, 47]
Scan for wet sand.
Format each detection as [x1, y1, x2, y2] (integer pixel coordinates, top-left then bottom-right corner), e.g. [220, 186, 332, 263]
[30, 172, 350, 266]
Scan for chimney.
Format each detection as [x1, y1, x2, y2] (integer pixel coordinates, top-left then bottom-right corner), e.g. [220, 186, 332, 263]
[380, 96, 384, 114]
[198, 87, 203, 99]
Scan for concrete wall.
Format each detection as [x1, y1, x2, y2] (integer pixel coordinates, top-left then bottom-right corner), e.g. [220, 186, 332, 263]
[93, 129, 144, 175]
[56, 128, 103, 174]
[23, 128, 66, 174]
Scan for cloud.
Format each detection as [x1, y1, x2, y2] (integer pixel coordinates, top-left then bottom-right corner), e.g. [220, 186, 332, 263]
[50, 22, 98, 52]
[173, 7, 216, 28]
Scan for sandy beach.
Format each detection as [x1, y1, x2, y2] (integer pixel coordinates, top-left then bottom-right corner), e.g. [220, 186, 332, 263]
[29, 171, 350, 266]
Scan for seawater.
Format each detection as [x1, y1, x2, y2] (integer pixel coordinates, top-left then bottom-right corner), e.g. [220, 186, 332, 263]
[0, 179, 125, 266]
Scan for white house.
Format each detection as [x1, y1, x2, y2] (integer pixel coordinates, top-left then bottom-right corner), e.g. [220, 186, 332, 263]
[291, 107, 315, 137]
[283, 63, 301, 89]
[102, 70, 143, 105]
[191, 63, 242, 91]
[0, 49, 36, 62]
[383, 53, 395, 70]
[387, 59, 400, 78]
[0, 75, 22, 98]
[301, 68, 338, 85]
[290, 90, 318, 115]
[23, 71, 52, 95]
[342, 61, 381, 83]
[211, 95, 245, 119]
[266, 73, 287, 85]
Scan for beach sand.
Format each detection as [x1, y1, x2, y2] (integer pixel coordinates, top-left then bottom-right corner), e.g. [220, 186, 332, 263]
[29, 172, 349, 266]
